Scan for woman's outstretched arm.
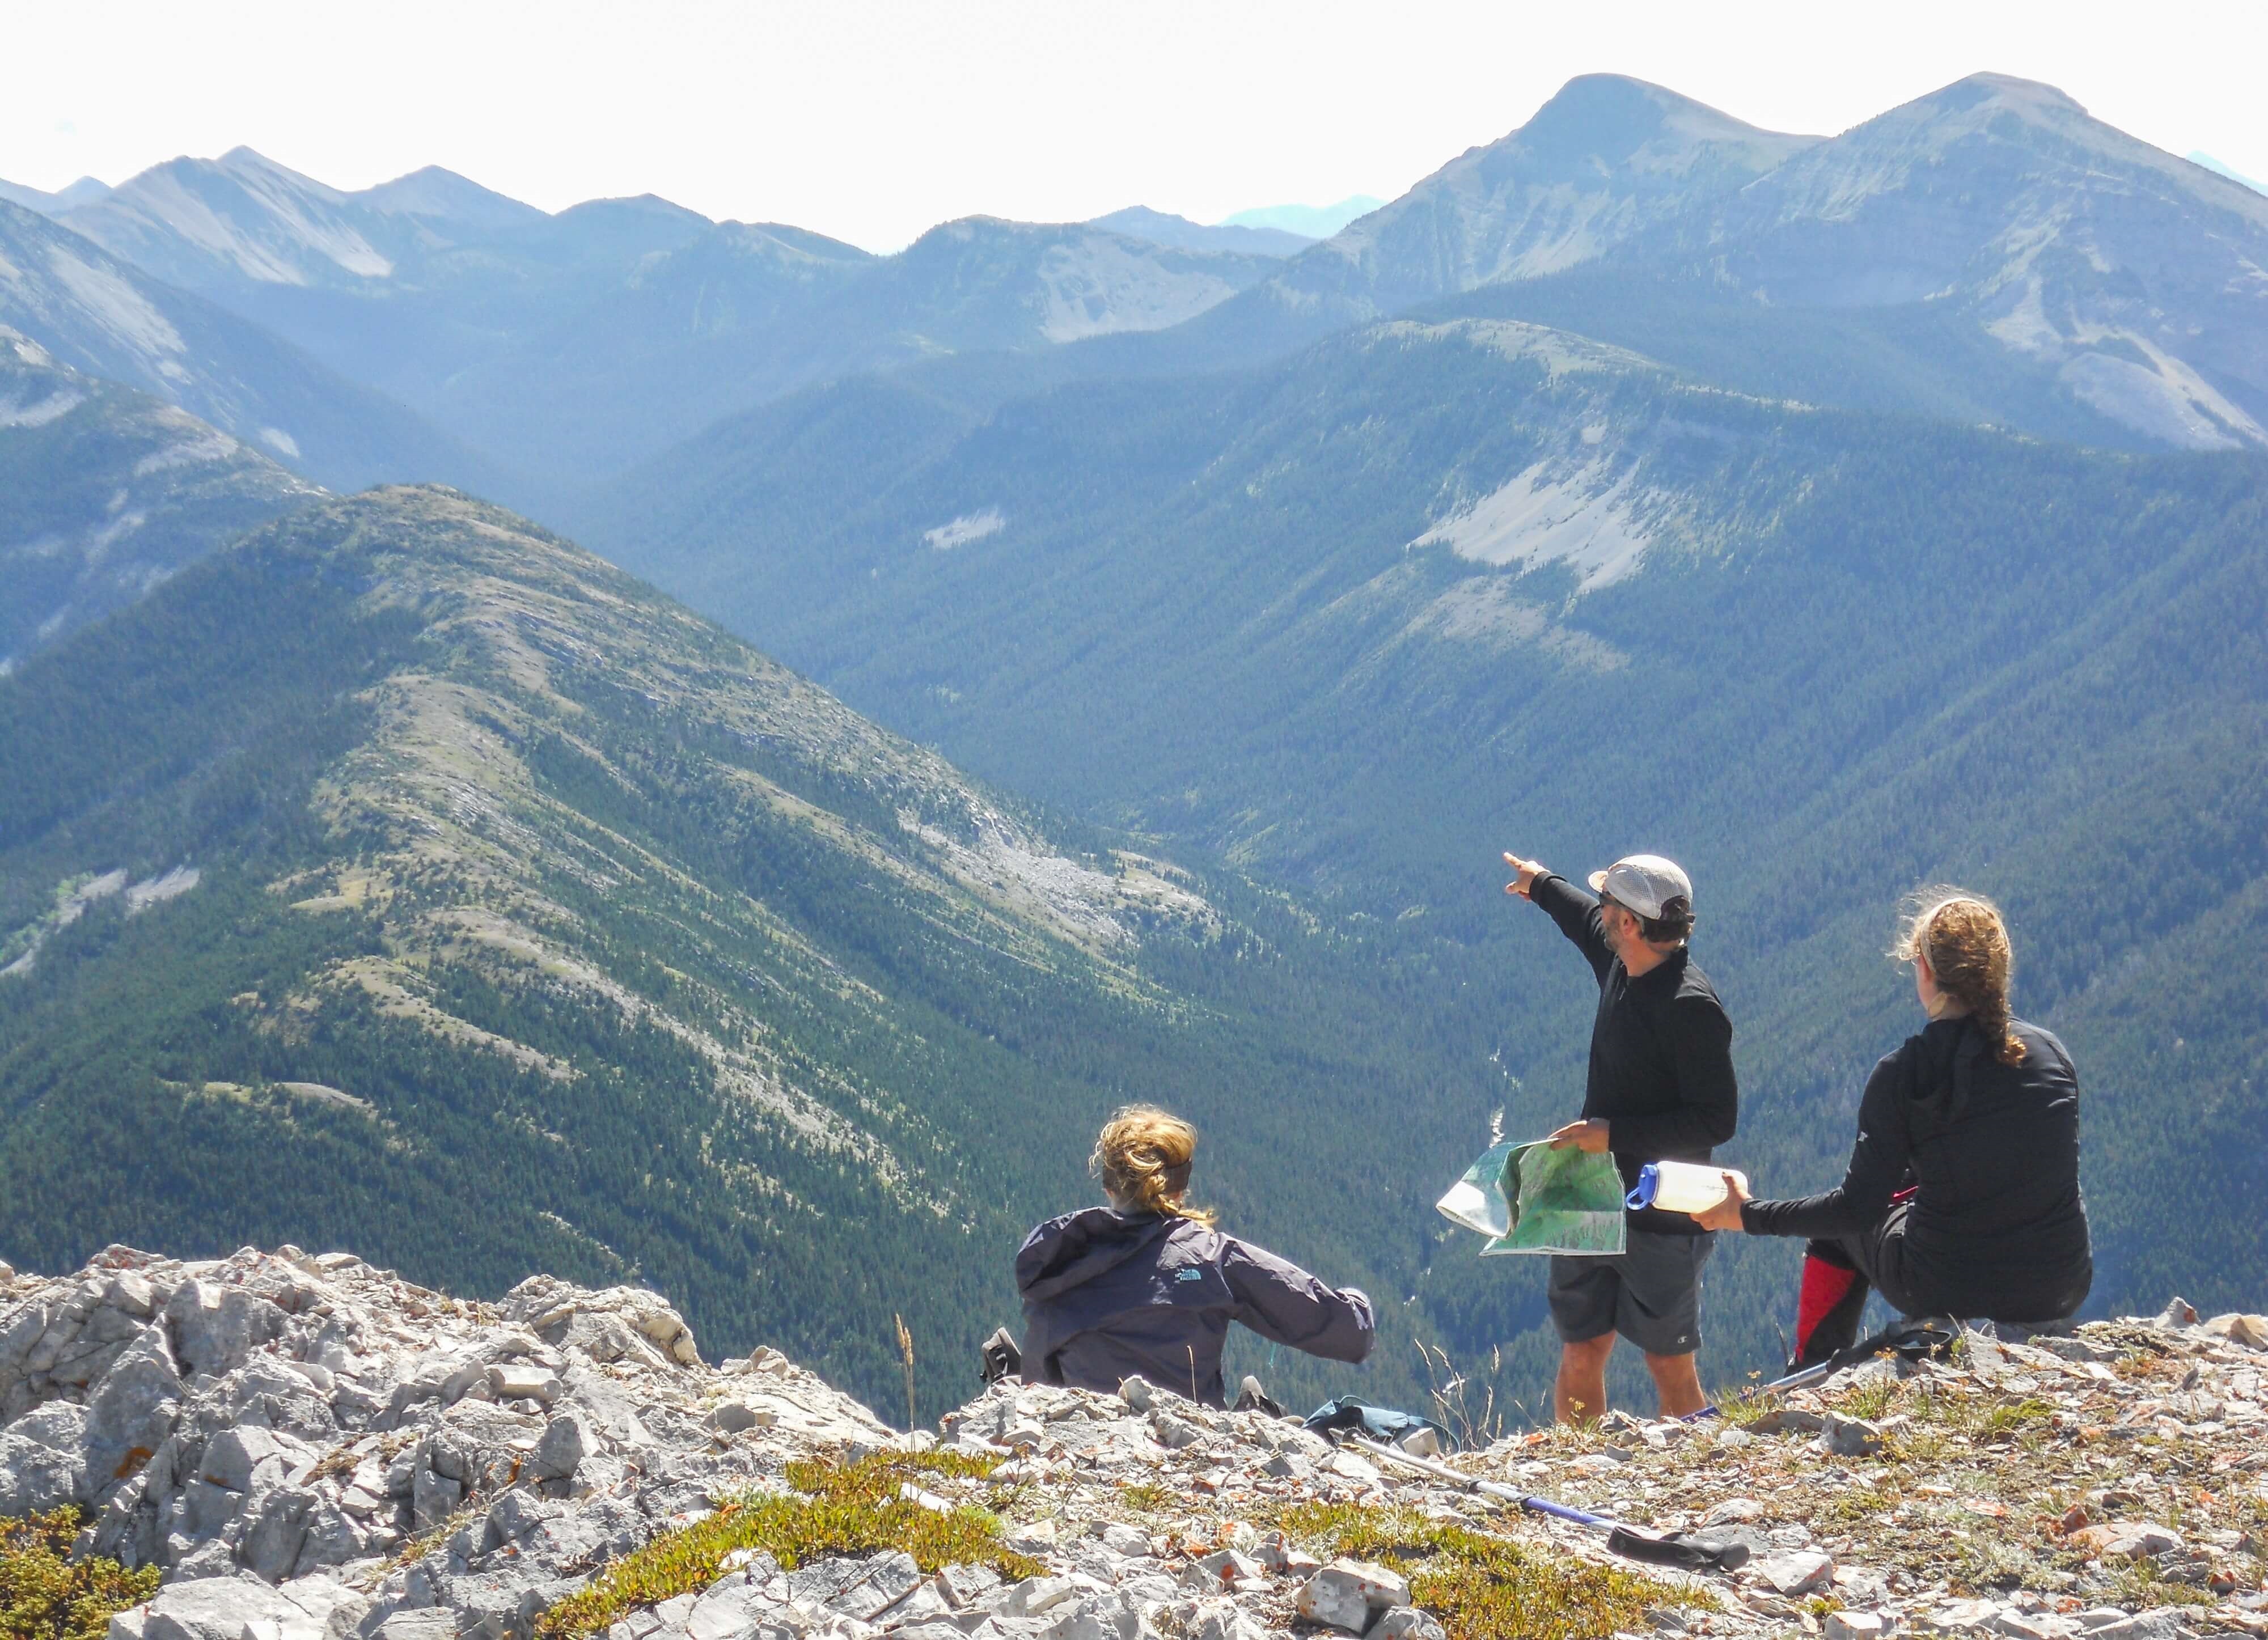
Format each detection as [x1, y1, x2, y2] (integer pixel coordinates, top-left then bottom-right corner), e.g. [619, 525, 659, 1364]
[1740, 1042, 1917, 1239]
[1219, 1239, 1376, 1364]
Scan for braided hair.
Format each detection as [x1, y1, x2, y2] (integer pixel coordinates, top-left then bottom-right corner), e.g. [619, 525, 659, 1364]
[1894, 889, 2026, 1066]
[1092, 1105, 1217, 1227]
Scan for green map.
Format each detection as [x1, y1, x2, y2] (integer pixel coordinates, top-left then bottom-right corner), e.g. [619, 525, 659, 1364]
[1435, 1138, 1628, 1257]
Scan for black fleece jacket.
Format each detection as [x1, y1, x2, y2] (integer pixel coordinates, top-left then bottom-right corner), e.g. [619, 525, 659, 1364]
[1530, 873, 1739, 1235]
[1742, 1015, 2092, 1323]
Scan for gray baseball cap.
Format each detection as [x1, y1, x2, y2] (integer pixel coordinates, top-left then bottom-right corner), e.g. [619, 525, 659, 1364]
[1586, 854, 1693, 920]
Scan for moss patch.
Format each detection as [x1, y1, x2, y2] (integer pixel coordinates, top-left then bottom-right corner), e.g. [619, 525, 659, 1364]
[1, 1508, 161, 1640]
[1278, 1501, 1682, 1640]
[538, 1452, 1044, 1640]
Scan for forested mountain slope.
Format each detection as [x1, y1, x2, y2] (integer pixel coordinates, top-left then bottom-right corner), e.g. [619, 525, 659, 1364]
[0, 198, 500, 493]
[0, 328, 316, 667]
[424, 215, 1285, 488]
[575, 316, 2268, 1393]
[0, 486, 1522, 1421]
[49, 149, 715, 404]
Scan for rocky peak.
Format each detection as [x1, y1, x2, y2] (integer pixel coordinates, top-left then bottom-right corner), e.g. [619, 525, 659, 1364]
[1259, 76, 1815, 320]
[354, 168, 549, 235]
[7, 1246, 2265, 1640]
[1649, 71, 2268, 448]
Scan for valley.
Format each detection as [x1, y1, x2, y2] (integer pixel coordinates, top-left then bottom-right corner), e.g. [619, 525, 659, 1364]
[2, 60, 2264, 1426]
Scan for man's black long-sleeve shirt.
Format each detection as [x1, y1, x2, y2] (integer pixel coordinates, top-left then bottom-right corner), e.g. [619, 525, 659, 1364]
[1741, 1015, 2092, 1322]
[1530, 873, 1738, 1235]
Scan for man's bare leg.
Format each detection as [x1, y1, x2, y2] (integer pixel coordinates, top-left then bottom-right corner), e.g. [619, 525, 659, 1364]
[1644, 1350, 1707, 1418]
[1556, 1334, 1616, 1424]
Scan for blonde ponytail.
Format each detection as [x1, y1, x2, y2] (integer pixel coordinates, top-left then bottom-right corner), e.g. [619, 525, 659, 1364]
[1893, 889, 2026, 1066]
[1092, 1105, 1217, 1227]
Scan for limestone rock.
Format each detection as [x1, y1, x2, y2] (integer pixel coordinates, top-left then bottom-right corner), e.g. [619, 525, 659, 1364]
[83, 1329, 184, 1495]
[164, 1282, 286, 1381]
[2070, 1523, 2182, 1559]
[1820, 1413, 1885, 1457]
[141, 1577, 307, 1640]
[1295, 1560, 1409, 1633]
[1751, 1550, 1835, 1596]
[0, 1428, 84, 1512]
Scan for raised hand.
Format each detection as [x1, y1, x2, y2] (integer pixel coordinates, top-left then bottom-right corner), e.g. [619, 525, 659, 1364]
[1503, 851, 1546, 899]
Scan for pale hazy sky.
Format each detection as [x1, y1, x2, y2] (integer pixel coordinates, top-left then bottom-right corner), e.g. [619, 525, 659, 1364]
[5, 0, 2263, 252]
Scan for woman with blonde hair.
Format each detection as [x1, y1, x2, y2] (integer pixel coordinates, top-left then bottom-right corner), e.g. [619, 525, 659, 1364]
[1015, 1105, 1375, 1404]
[1692, 891, 2091, 1364]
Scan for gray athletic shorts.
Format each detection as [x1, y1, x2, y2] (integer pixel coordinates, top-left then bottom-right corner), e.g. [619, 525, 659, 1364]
[1548, 1229, 1715, 1356]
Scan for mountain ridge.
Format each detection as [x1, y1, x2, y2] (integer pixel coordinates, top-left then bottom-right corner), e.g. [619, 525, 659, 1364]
[0, 482, 1509, 1416]
[0, 324, 318, 667]
[0, 196, 505, 492]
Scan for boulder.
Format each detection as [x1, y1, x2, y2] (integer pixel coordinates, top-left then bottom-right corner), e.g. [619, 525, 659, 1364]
[236, 1485, 319, 1582]
[0, 1429, 84, 1513]
[141, 1577, 307, 1640]
[373, 1613, 457, 1640]
[1296, 1560, 1410, 1633]
[164, 1282, 286, 1381]
[289, 1499, 374, 1578]
[1189, 1598, 1270, 1640]
[686, 1573, 788, 1640]
[2078, 1614, 2187, 1640]
[705, 1402, 771, 1435]
[1820, 1414, 1885, 1458]
[1372, 1610, 1445, 1640]
[83, 1329, 185, 1494]
[487, 1365, 561, 1405]
[531, 1412, 591, 1481]
[1149, 1413, 1200, 1450]
[12, 1397, 91, 1453]
[2070, 1523, 2182, 1559]
[198, 1426, 310, 1493]
[2203, 1313, 2268, 1350]
[1750, 1551, 1835, 1596]
[821, 1552, 924, 1621]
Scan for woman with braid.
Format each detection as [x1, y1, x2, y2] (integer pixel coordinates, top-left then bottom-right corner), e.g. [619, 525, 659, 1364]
[1691, 892, 2092, 1364]
[1016, 1106, 1374, 1404]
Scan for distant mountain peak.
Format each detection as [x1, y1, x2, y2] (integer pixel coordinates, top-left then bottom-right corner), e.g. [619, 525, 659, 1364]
[1220, 198, 1382, 239]
[1086, 206, 1310, 257]
[356, 164, 548, 230]
[0, 175, 110, 216]
[1245, 75, 1813, 317]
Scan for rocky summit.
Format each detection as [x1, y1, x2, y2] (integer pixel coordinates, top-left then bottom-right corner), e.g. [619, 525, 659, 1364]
[5, 1248, 2267, 1640]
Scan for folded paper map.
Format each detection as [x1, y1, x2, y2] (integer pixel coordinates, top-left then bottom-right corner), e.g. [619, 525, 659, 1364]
[1435, 1137, 1628, 1256]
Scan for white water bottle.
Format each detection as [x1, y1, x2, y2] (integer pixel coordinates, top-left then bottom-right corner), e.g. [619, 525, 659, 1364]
[1626, 1160, 1748, 1214]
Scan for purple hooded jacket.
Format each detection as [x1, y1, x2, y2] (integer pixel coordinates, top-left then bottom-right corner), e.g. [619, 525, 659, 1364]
[1015, 1207, 1375, 1406]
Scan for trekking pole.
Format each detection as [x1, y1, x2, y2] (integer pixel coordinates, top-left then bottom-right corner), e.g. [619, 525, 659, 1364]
[1345, 1436, 1750, 1574]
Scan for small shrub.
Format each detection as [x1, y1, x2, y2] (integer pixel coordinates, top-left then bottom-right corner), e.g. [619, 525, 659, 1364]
[536, 1451, 1043, 1640]
[0, 1507, 161, 1640]
[1279, 1501, 1680, 1640]
[1979, 1400, 2058, 1439]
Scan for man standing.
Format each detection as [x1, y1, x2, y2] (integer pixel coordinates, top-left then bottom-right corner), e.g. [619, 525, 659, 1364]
[1501, 850, 1737, 1422]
